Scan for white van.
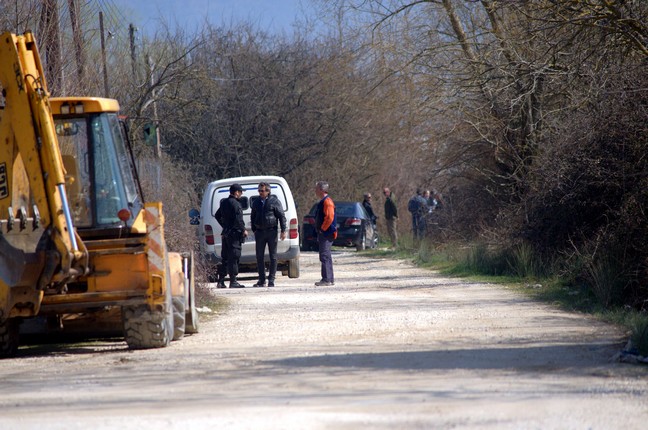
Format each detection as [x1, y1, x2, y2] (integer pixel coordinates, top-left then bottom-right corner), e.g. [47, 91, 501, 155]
[191, 176, 300, 281]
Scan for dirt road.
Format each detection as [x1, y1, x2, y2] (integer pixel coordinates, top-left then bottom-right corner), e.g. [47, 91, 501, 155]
[0, 251, 646, 429]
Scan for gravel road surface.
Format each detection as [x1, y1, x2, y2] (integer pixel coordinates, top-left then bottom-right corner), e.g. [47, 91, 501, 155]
[0, 251, 646, 429]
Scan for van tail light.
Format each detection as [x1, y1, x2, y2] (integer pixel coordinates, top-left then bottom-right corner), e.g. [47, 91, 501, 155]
[289, 218, 298, 239]
[204, 225, 215, 245]
[345, 218, 362, 226]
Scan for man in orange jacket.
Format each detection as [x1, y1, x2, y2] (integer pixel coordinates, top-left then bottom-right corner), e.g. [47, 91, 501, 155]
[314, 181, 337, 286]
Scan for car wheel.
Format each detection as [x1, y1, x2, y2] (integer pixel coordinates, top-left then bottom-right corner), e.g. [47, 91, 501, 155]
[356, 231, 366, 251]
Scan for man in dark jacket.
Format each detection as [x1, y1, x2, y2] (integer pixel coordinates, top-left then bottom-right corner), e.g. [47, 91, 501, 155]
[408, 188, 429, 243]
[250, 182, 286, 287]
[362, 192, 378, 227]
[215, 183, 248, 288]
[383, 187, 398, 248]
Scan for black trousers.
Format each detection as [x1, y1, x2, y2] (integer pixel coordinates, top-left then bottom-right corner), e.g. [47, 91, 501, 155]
[255, 228, 278, 283]
[218, 235, 242, 281]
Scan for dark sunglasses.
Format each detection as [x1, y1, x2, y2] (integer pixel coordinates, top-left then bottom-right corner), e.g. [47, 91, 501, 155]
[258, 189, 269, 193]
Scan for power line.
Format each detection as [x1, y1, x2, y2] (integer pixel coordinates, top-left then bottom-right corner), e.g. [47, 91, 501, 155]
[94, 0, 130, 34]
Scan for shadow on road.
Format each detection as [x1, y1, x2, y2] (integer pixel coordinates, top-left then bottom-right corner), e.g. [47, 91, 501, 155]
[266, 342, 624, 373]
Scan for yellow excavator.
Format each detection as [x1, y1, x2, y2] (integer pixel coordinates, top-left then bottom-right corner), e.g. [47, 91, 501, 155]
[0, 31, 198, 357]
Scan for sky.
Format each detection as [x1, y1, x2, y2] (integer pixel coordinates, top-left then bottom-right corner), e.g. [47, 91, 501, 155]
[108, 0, 315, 36]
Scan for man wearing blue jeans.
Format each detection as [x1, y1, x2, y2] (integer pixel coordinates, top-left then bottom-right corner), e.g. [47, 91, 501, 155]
[314, 181, 337, 286]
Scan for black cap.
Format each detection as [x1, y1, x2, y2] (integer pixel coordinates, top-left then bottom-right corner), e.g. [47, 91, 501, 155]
[230, 183, 243, 193]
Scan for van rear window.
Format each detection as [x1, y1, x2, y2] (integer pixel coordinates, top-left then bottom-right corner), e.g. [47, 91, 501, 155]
[212, 183, 288, 213]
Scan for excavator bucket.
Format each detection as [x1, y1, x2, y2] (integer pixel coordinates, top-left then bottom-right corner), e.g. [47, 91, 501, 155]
[0, 215, 48, 288]
[0, 237, 24, 286]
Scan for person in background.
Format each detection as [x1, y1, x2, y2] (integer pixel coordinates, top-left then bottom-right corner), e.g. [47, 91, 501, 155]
[432, 189, 444, 211]
[362, 192, 378, 228]
[408, 188, 429, 243]
[383, 187, 398, 248]
[250, 182, 286, 288]
[423, 190, 434, 211]
[425, 189, 442, 212]
[215, 183, 248, 288]
[314, 181, 337, 286]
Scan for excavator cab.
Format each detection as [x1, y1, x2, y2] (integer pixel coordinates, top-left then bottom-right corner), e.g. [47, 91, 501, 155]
[51, 98, 144, 238]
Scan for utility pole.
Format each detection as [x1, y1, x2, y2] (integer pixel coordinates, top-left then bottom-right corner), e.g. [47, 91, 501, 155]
[148, 55, 162, 159]
[68, 0, 84, 83]
[146, 55, 162, 189]
[129, 24, 137, 81]
[39, 0, 62, 94]
[99, 11, 110, 97]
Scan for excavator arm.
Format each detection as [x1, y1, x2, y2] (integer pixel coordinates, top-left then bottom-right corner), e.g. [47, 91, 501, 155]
[0, 32, 88, 317]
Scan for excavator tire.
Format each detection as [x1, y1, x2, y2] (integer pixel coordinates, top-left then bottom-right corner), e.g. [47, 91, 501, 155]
[122, 304, 173, 349]
[172, 296, 186, 341]
[185, 281, 199, 334]
[184, 251, 199, 334]
[122, 277, 174, 349]
[0, 318, 19, 358]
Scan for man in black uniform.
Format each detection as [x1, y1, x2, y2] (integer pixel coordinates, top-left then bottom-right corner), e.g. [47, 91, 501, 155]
[215, 183, 248, 288]
[250, 182, 287, 288]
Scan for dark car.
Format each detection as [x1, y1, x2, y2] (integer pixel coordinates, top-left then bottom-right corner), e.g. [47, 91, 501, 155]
[301, 201, 377, 251]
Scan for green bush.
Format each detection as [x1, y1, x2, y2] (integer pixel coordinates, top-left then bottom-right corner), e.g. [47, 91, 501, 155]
[583, 253, 626, 308]
[507, 242, 543, 279]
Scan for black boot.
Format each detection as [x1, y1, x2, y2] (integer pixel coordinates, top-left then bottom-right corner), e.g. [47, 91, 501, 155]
[229, 278, 245, 288]
[216, 274, 226, 289]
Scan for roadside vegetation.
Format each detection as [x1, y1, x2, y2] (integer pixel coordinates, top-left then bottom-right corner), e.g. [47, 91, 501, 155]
[2, 1, 647, 352]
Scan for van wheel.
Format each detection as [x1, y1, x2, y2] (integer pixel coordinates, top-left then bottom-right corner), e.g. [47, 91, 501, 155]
[288, 257, 300, 278]
[207, 271, 219, 283]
